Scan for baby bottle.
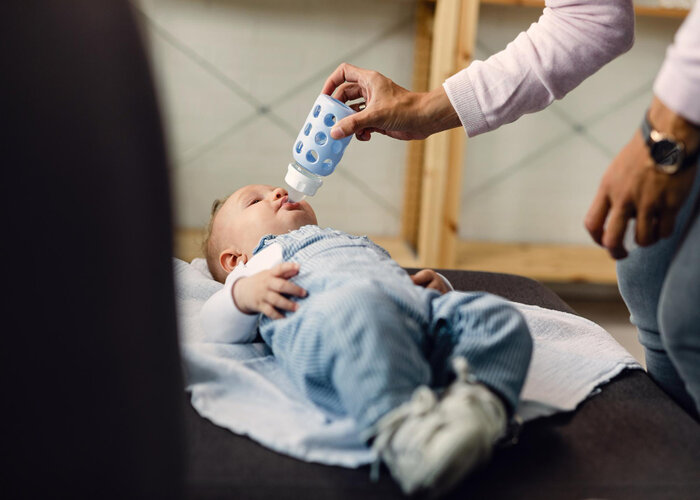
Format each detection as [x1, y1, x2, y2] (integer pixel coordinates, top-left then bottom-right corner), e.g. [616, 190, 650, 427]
[285, 94, 356, 202]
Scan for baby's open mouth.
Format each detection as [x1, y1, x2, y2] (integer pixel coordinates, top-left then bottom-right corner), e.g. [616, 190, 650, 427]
[280, 196, 302, 211]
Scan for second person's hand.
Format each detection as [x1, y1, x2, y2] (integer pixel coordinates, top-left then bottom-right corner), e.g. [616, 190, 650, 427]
[585, 97, 700, 259]
[322, 62, 461, 142]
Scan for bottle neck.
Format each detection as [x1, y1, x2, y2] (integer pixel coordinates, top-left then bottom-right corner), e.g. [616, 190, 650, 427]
[291, 160, 321, 179]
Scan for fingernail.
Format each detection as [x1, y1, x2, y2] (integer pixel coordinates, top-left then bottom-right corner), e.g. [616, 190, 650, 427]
[330, 126, 341, 139]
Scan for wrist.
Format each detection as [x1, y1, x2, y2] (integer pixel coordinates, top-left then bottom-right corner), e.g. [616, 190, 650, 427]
[648, 96, 700, 154]
[421, 87, 461, 136]
[231, 278, 254, 315]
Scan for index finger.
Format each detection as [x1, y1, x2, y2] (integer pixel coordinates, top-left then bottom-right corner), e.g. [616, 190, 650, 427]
[321, 62, 363, 96]
[584, 189, 610, 246]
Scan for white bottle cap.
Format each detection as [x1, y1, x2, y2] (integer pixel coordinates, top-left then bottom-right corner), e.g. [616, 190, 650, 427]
[285, 163, 323, 197]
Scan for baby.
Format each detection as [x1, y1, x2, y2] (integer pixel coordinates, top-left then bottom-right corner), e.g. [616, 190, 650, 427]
[200, 184, 533, 496]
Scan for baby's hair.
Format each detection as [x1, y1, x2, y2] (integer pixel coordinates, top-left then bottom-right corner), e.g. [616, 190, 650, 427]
[203, 196, 229, 283]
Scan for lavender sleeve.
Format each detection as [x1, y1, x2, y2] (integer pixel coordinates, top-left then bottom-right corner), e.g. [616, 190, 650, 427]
[654, 3, 700, 125]
[443, 0, 635, 137]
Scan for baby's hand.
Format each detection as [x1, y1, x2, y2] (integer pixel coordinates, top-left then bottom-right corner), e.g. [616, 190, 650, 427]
[232, 262, 307, 319]
[411, 269, 450, 294]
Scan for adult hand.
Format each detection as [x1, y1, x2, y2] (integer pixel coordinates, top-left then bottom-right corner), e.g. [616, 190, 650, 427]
[321, 62, 461, 142]
[585, 97, 699, 259]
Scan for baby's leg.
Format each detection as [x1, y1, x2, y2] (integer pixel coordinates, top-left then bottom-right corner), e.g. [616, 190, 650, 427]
[426, 291, 533, 415]
[260, 281, 431, 436]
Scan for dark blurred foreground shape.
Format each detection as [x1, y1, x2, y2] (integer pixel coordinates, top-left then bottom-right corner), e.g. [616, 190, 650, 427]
[1, 1, 184, 497]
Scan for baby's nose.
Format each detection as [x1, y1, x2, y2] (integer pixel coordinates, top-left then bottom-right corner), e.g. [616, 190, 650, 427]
[272, 187, 287, 199]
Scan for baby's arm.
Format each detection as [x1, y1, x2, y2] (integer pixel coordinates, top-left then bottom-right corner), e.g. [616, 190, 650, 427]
[411, 269, 453, 294]
[200, 262, 306, 343]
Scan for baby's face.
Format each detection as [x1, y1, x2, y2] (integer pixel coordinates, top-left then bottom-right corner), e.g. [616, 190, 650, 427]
[215, 184, 318, 258]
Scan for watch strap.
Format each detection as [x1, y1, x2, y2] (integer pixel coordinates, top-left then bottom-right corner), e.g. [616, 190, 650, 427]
[641, 112, 653, 148]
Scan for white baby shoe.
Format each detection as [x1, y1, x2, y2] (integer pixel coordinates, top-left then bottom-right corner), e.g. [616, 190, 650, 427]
[370, 357, 507, 496]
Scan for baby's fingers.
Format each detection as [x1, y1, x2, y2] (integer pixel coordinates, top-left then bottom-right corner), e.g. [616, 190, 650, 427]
[411, 269, 435, 287]
[271, 277, 307, 298]
[265, 292, 299, 317]
[427, 277, 449, 294]
[260, 303, 284, 320]
[271, 262, 301, 279]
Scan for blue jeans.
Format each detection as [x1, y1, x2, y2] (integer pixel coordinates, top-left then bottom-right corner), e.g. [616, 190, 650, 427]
[617, 162, 700, 419]
[256, 226, 533, 434]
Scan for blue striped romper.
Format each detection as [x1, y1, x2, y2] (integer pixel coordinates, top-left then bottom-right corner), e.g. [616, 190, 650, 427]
[255, 225, 533, 436]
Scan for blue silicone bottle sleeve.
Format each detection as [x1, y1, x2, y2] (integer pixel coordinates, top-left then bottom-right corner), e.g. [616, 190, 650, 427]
[292, 94, 355, 177]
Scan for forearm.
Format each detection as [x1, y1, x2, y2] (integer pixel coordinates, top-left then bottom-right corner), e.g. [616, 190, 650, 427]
[444, 0, 634, 136]
[417, 87, 462, 137]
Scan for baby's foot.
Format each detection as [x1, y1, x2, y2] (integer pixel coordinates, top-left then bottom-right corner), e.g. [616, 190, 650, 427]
[370, 357, 506, 496]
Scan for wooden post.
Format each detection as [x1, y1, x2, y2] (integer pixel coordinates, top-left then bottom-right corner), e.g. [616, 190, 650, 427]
[417, 0, 479, 268]
[401, 0, 434, 250]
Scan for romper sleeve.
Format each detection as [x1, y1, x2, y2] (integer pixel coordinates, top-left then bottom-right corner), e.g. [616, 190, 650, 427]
[443, 0, 635, 137]
[199, 264, 260, 344]
[436, 272, 455, 292]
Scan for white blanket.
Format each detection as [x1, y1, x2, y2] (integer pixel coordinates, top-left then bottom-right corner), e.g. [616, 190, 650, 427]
[175, 258, 641, 468]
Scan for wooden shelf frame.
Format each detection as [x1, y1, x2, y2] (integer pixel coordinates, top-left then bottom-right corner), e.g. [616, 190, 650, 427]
[402, 0, 480, 269]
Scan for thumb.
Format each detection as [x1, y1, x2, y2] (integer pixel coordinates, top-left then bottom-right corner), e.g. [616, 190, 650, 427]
[331, 111, 373, 140]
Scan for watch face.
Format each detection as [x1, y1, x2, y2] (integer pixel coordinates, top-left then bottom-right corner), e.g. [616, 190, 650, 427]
[651, 139, 681, 166]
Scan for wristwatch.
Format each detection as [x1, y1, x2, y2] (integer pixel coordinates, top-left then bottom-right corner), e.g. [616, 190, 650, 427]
[641, 112, 699, 174]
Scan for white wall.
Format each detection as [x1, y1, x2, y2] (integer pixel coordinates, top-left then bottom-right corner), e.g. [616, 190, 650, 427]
[135, 0, 683, 244]
[461, 5, 682, 244]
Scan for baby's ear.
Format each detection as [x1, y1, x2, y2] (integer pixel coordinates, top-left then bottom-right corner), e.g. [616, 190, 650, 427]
[219, 247, 248, 274]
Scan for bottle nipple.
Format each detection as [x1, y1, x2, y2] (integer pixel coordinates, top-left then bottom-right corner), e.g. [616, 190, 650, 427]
[287, 187, 305, 203]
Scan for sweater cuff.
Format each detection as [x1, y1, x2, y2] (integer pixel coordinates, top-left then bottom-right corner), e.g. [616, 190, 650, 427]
[654, 61, 700, 126]
[443, 68, 490, 137]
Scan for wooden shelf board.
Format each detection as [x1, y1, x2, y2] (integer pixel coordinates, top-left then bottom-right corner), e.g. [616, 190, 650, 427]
[454, 240, 617, 284]
[174, 229, 617, 285]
